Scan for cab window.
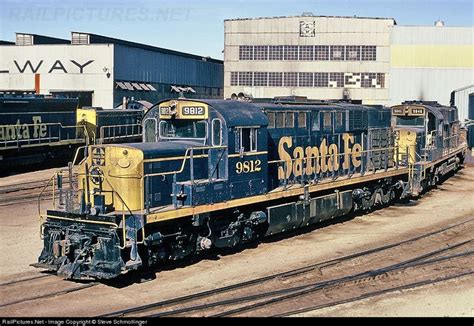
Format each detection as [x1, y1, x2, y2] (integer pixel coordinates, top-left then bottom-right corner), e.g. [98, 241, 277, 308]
[144, 118, 157, 142]
[395, 116, 424, 127]
[159, 120, 207, 139]
[237, 127, 258, 152]
[212, 119, 222, 146]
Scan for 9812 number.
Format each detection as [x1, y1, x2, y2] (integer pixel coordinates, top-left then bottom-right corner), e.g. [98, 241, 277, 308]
[236, 160, 262, 174]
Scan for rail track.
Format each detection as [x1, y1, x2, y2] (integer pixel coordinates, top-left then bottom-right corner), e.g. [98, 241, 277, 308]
[0, 272, 98, 309]
[101, 217, 474, 317]
[0, 174, 76, 206]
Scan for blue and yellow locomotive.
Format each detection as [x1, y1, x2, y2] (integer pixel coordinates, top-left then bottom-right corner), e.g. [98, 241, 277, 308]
[0, 95, 146, 172]
[34, 98, 467, 279]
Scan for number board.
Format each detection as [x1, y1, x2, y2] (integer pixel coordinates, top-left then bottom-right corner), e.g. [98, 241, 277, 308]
[158, 100, 208, 120]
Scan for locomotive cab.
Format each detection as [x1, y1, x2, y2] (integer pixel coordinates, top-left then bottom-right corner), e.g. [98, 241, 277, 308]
[391, 101, 464, 197]
[392, 101, 460, 164]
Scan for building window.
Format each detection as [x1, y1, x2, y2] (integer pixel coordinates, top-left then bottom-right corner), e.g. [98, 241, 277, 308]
[361, 46, 376, 61]
[284, 45, 298, 60]
[329, 73, 344, 87]
[299, 45, 314, 60]
[298, 72, 313, 87]
[283, 72, 298, 87]
[230, 72, 238, 86]
[269, 46, 283, 60]
[269, 72, 283, 86]
[330, 45, 345, 61]
[361, 73, 376, 88]
[315, 45, 329, 60]
[254, 72, 268, 86]
[376, 73, 385, 88]
[254, 46, 268, 60]
[346, 45, 361, 61]
[314, 72, 329, 87]
[239, 46, 253, 60]
[238, 72, 253, 86]
[345, 73, 361, 87]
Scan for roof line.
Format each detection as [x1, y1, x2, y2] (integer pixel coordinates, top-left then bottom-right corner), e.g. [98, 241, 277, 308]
[71, 31, 223, 64]
[225, 14, 396, 23]
[15, 32, 70, 44]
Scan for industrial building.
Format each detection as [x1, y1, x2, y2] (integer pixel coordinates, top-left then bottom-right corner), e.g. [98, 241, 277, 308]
[0, 32, 224, 107]
[224, 15, 473, 123]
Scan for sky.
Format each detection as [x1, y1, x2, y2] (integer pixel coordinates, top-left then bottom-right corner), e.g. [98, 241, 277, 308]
[0, 0, 473, 59]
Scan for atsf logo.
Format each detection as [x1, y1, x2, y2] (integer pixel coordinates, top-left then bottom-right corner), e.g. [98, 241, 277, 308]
[277, 133, 362, 179]
[0, 116, 47, 141]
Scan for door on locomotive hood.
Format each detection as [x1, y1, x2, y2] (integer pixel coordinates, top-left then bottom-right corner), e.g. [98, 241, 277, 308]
[208, 117, 227, 181]
[206, 116, 229, 204]
[229, 126, 267, 199]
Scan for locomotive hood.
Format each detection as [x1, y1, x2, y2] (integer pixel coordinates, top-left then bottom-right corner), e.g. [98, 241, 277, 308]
[109, 140, 206, 159]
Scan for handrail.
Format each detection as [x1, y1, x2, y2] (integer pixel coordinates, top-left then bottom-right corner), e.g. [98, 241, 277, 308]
[143, 145, 227, 178]
[0, 123, 89, 150]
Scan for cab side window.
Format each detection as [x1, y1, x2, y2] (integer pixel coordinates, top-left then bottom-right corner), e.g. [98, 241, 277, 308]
[237, 127, 258, 152]
[144, 118, 157, 142]
[212, 119, 222, 146]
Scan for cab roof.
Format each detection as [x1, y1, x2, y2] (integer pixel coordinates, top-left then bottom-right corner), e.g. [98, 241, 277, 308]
[174, 99, 269, 127]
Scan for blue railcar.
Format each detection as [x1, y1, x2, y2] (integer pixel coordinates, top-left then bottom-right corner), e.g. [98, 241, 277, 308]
[34, 98, 467, 280]
[0, 95, 81, 168]
[0, 95, 148, 172]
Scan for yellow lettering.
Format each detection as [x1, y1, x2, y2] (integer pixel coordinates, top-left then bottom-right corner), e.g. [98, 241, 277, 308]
[278, 137, 293, 179]
[32, 116, 46, 138]
[293, 147, 304, 177]
[342, 133, 354, 169]
[352, 143, 362, 168]
[328, 144, 339, 171]
[22, 123, 30, 139]
[320, 138, 328, 173]
[243, 161, 251, 173]
[6, 125, 16, 140]
[304, 146, 319, 176]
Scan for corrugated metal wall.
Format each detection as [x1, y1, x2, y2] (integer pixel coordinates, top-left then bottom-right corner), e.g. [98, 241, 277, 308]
[389, 26, 474, 107]
[114, 45, 223, 88]
[224, 16, 394, 103]
[452, 85, 474, 124]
